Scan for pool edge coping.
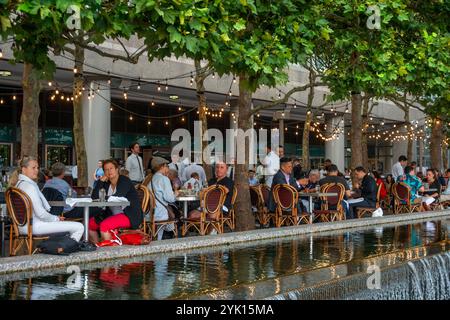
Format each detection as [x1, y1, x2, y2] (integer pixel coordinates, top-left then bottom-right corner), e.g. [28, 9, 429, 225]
[1, 210, 449, 275]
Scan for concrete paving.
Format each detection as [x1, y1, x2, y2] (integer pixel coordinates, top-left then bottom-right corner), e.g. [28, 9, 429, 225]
[1, 210, 449, 275]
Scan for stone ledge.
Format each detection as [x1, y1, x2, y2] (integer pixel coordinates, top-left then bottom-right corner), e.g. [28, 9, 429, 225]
[0, 210, 449, 275]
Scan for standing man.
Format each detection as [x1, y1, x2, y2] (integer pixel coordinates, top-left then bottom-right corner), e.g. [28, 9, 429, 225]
[262, 146, 280, 187]
[126, 142, 144, 185]
[392, 155, 408, 181]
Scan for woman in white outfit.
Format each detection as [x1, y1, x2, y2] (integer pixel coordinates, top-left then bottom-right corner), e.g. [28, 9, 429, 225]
[147, 157, 178, 240]
[10, 156, 84, 242]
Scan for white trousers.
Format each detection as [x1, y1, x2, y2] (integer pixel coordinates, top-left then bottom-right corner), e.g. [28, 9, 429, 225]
[19, 221, 84, 242]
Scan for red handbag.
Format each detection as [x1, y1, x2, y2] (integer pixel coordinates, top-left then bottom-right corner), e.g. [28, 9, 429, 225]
[118, 230, 151, 245]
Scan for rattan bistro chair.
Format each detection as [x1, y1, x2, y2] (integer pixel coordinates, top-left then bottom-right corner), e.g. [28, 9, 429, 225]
[147, 187, 178, 240]
[5, 187, 49, 256]
[272, 184, 309, 227]
[135, 184, 151, 234]
[356, 183, 382, 218]
[222, 186, 237, 231]
[313, 183, 346, 222]
[182, 185, 227, 236]
[392, 182, 422, 214]
[250, 185, 264, 226]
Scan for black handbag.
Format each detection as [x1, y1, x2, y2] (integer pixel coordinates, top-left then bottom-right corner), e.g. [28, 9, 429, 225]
[37, 234, 81, 255]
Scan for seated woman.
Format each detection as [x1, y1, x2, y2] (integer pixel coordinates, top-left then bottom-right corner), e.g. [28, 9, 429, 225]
[188, 162, 234, 233]
[422, 169, 441, 211]
[147, 157, 179, 240]
[89, 159, 143, 244]
[10, 156, 84, 242]
[372, 171, 387, 201]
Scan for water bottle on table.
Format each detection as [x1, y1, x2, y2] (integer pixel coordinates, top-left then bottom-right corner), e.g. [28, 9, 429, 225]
[99, 188, 106, 202]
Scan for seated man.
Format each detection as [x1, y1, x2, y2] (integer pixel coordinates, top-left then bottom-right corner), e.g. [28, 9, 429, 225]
[268, 157, 300, 212]
[347, 167, 378, 219]
[295, 171, 312, 213]
[439, 169, 450, 203]
[43, 162, 84, 219]
[397, 165, 424, 207]
[188, 162, 234, 234]
[319, 164, 352, 216]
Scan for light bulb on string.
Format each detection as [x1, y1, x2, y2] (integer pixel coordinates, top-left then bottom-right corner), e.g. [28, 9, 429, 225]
[0, 98, 3, 104]
[73, 67, 78, 73]
[165, 120, 169, 126]
[129, 115, 133, 121]
[151, 100, 155, 106]
[137, 82, 141, 90]
[0, 48, 3, 58]
[345, 107, 349, 113]
[165, 80, 169, 91]
[229, 90, 232, 96]
[233, 76, 236, 83]
[147, 120, 151, 125]
[110, 107, 113, 111]
[13, 95, 16, 100]
[212, 73, 215, 79]
[48, 81, 52, 87]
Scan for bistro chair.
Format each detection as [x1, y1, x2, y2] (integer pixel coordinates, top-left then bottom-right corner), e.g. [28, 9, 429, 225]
[250, 185, 264, 226]
[260, 184, 276, 226]
[135, 184, 151, 234]
[392, 182, 421, 214]
[5, 187, 49, 256]
[182, 185, 227, 236]
[356, 183, 383, 218]
[147, 187, 178, 240]
[313, 183, 346, 222]
[222, 186, 237, 231]
[272, 184, 309, 227]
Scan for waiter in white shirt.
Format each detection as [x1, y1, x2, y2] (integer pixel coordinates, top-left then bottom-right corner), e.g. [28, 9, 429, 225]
[126, 142, 145, 185]
[392, 155, 407, 181]
[262, 146, 280, 187]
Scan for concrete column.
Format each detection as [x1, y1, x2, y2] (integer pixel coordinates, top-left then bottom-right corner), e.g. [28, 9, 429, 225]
[83, 80, 110, 186]
[391, 130, 408, 170]
[325, 116, 345, 172]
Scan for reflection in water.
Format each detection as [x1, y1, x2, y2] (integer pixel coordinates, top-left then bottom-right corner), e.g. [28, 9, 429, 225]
[0, 219, 448, 300]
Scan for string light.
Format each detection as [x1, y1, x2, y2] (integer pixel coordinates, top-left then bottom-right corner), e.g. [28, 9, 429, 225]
[12, 95, 16, 100]
[157, 82, 161, 91]
[110, 107, 113, 111]
[48, 81, 52, 87]
[0, 98, 3, 104]
[73, 67, 78, 73]
[165, 80, 169, 91]
[229, 90, 232, 96]
[165, 120, 169, 126]
[0, 48, 3, 58]
[147, 120, 151, 125]
[233, 76, 236, 83]
[137, 82, 141, 90]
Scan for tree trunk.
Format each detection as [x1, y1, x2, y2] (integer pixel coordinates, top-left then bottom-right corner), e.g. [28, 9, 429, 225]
[430, 118, 443, 171]
[194, 60, 212, 181]
[302, 68, 315, 171]
[302, 112, 312, 170]
[234, 75, 254, 232]
[404, 108, 413, 161]
[443, 144, 448, 170]
[350, 92, 363, 173]
[72, 44, 88, 187]
[21, 63, 42, 159]
[361, 95, 369, 168]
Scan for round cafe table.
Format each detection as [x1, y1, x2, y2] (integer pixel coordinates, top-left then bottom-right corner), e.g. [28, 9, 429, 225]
[176, 195, 200, 219]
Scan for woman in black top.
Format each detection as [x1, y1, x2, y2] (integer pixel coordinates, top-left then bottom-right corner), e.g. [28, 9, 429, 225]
[90, 159, 143, 243]
[422, 169, 441, 211]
